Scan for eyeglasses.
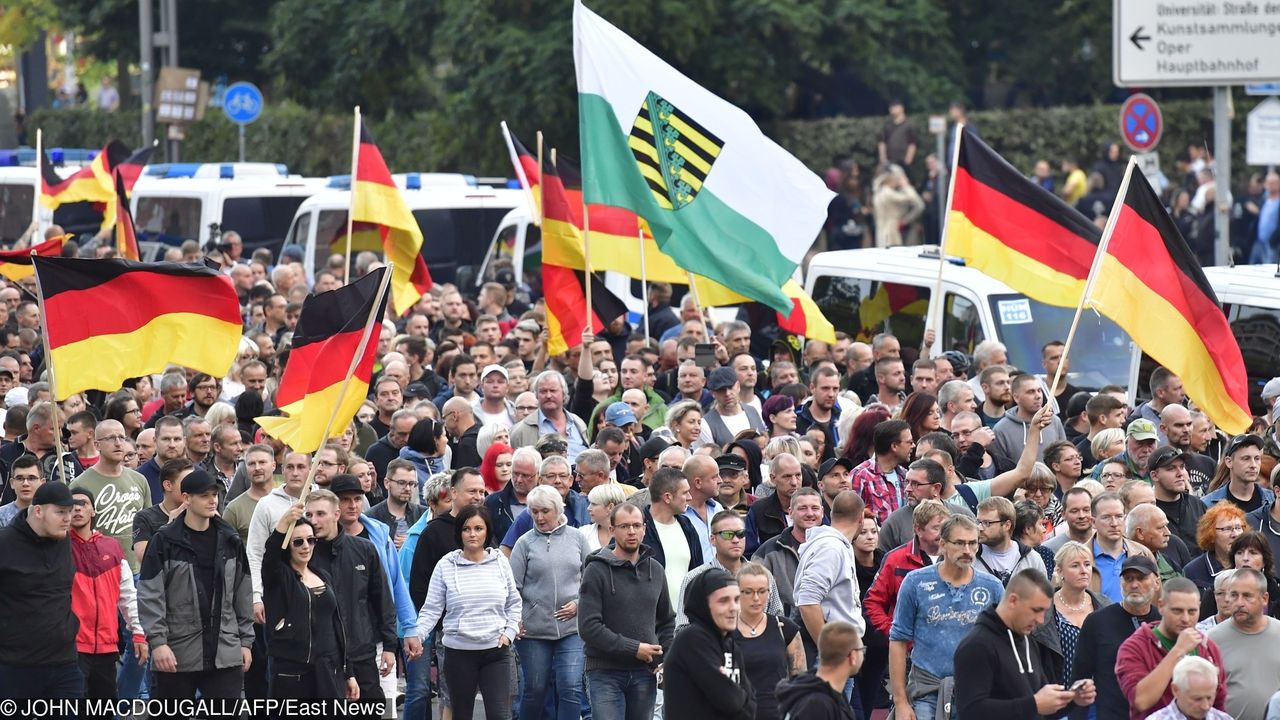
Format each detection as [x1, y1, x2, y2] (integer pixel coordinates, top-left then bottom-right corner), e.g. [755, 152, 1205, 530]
[516, 405, 539, 412]
[12, 475, 41, 484]
[976, 519, 1007, 528]
[1099, 472, 1128, 480]
[1097, 514, 1126, 525]
[387, 479, 415, 488]
[614, 523, 644, 531]
[714, 530, 746, 540]
[907, 480, 938, 488]
[291, 537, 317, 548]
[1216, 525, 1244, 534]
[96, 435, 129, 444]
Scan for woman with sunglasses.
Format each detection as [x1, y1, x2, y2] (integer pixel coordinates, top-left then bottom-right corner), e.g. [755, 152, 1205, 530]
[734, 562, 804, 720]
[262, 504, 358, 701]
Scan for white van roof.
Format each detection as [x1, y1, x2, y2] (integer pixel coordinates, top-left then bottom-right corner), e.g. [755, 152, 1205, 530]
[1202, 264, 1280, 310]
[806, 245, 1020, 294]
[132, 175, 329, 197]
[296, 185, 529, 213]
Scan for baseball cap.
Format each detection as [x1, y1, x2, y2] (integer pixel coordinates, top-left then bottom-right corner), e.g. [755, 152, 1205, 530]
[32, 482, 76, 507]
[1126, 418, 1158, 441]
[639, 436, 670, 461]
[1225, 433, 1265, 456]
[716, 454, 747, 474]
[4, 387, 27, 408]
[1262, 377, 1280, 402]
[604, 401, 638, 427]
[481, 364, 509, 381]
[280, 245, 305, 263]
[818, 457, 854, 478]
[403, 381, 432, 400]
[1119, 556, 1158, 577]
[329, 474, 364, 496]
[180, 469, 219, 495]
[707, 366, 738, 392]
[1147, 445, 1184, 473]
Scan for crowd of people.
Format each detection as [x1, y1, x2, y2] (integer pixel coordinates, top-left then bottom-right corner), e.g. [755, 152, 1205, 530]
[824, 100, 1280, 269]
[3, 228, 1280, 720]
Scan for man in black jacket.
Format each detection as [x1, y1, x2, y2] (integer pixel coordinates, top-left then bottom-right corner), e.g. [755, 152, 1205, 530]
[304, 489, 397, 710]
[409, 467, 488, 609]
[0, 482, 83, 699]
[954, 569, 1096, 719]
[663, 568, 755, 720]
[777, 621, 864, 720]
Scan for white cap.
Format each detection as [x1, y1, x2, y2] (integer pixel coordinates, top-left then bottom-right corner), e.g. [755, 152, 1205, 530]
[481, 364, 509, 380]
[5, 386, 28, 408]
[1262, 377, 1280, 402]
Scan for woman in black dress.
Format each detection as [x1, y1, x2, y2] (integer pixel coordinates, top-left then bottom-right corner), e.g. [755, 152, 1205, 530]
[734, 563, 805, 720]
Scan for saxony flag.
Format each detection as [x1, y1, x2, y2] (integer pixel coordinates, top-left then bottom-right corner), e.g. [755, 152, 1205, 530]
[574, 1, 833, 314]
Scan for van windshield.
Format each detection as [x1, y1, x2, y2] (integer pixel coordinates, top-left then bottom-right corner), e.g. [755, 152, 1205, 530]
[0, 184, 34, 244]
[221, 196, 309, 256]
[988, 294, 1132, 391]
[136, 197, 203, 244]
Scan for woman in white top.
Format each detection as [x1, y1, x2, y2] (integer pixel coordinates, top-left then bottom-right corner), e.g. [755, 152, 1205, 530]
[580, 483, 627, 551]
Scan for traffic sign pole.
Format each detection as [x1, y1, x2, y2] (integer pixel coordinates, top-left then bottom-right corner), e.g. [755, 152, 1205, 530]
[222, 81, 264, 164]
[1214, 87, 1231, 266]
[239, 125, 246, 163]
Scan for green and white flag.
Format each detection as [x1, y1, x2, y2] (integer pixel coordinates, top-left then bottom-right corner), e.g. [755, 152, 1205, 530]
[573, 0, 834, 313]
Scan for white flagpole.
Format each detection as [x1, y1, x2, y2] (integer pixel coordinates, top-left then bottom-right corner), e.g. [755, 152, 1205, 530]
[927, 122, 964, 356]
[344, 106, 361, 285]
[638, 226, 650, 340]
[32, 128, 44, 243]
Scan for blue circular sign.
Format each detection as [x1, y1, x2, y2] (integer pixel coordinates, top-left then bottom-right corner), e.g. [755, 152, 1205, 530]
[1120, 93, 1162, 153]
[222, 82, 264, 125]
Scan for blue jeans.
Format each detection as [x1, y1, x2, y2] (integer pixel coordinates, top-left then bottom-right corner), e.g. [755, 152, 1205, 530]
[402, 628, 433, 720]
[913, 691, 937, 720]
[587, 669, 655, 720]
[0, 661, 84, 703]
[516, 635, 584, 720]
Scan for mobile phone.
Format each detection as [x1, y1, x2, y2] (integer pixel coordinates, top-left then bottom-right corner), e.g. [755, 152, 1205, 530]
[694, 343, 717, 368]
[1071, 679, 1089, 693]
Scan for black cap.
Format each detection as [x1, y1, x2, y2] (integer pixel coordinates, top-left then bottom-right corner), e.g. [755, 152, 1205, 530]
[1120, 556, 1158, 577]
[403, 382, 432, 400]
[329, 473, 364, 496]
[819, 457, 854, 478]
[32, 482, 76, 507]
[180, 469, 218, 495]
[1225, 433, 1264, 456]
[639, 436, 670, 461]
[707, 366, 738, 391]
[716, 454, 747, 473]
[1147, 445, 1185, 473]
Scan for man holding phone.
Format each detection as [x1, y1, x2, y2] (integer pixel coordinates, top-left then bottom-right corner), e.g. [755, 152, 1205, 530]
[954, 568, 1097, 719]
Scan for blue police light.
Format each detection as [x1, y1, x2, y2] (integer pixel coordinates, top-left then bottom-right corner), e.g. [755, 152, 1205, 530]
[220, 164, 234, 179]
[506, 179, 521, 189]
[51, 149, 64, 164]
[326, 175, 352, 189]
[405, 173, 421, 190]
[0, 152, 16, 167]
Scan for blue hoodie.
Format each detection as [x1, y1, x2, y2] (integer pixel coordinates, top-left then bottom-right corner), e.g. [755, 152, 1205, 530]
[359, 515, 418, 638]
[398, 511, 433, 585]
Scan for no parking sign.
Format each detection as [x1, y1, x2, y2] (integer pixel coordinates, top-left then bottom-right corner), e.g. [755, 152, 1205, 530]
[1119, 93, 1162, 153]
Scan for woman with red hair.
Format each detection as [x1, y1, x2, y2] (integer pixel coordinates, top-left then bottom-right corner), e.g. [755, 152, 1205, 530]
[842, 405, 892, 466]
[1185, 502, 1247, 603]
[480, 442, 515, 494]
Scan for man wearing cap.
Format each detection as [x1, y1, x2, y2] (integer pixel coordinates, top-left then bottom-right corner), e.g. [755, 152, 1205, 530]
[627, 436, 671, 509]
[1158, 405, 1217, 497]
[1093, 419, 1161, 482]
[473, 363, 515, 429]
[817, 456, 855, 516]
[1073, 555, 1164, 720]
[1202, 434, 1273, 513]
[0, 482, 83, 699]
[331, 474, 422, 709]
[587, 355, 668, 432]
[600, 404, 643, 482]
[400, 380, 433, 410]
[70, 419, 153, 574]
[1150, 445, 1207, 551]
[1117, 577, 1227, 719]
[716, 454, 754, 513]
[136, 470, 254, 699]
[698, 366, 766, 448]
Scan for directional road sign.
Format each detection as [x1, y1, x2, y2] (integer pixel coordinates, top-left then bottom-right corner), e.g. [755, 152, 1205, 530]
[1114, 0, 1280, 87]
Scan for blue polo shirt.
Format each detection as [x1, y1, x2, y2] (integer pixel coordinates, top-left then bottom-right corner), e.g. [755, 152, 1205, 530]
[536, 411, 588, 462]
[1093, 538, 1129, 603]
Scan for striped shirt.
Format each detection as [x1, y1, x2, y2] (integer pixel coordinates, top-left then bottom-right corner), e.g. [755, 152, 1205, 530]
[416, 548, 522, 651]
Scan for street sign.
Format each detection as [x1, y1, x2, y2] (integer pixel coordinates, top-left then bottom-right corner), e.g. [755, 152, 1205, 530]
[1247, 83, 1280, 96]
[1247, 96, 1280, 166]
[154, 67, 205, 123]
[222, 82, 263, 125]
[1120, 94, 1163, 152]
[1114, 0, 1280, 87]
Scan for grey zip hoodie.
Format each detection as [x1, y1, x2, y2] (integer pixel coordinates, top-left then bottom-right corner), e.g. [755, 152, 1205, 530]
[793, 525, 865, 636]
[991, 408, 1065, 471]
[510, 516, 591, 640]
[577, 544, 675, 672]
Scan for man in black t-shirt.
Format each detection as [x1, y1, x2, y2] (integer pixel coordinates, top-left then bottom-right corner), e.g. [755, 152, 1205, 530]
[878, 100, 918, 176]
[1072, 557, 1163, 720]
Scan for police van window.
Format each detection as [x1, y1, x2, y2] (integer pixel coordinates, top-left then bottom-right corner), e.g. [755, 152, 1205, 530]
[0, 184, 34, 244]
[221, 197, 309, 256]
[284, 212, 311, 252]
[811, 275, 929, 348]
[136, 197, 202, 245]
[988, 294, 1131, 391]
[941, 293, 984, 353]
[1225, 302, 1280, 415]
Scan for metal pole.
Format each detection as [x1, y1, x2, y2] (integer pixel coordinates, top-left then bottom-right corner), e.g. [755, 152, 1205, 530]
[238, 124, 246, 163]
[138, 0, 154, 147]
[162, 0, 180, 162]
[1213, 87, 1231, 266]
[344, 107, 361, 285]
[935, 130, 946, 243]
[31, 257, 70, 486]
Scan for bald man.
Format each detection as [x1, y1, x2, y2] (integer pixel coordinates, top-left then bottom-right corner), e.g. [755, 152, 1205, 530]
[442, 397, 481, 468]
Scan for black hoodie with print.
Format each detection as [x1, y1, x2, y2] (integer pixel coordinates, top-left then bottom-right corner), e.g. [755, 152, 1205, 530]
[662, 568, 755, 720]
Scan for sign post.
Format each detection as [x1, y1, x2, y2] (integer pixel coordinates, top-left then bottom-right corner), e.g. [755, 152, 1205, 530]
[222, 82, 264, 163]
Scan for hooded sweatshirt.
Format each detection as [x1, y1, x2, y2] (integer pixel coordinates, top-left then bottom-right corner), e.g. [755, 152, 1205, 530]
[776, 671, 856, 720]
[415, 547, 521, 651]
[953, 604, 1050, 720]
[991, 408, 1066, 472]
[577, 545, 675, 672]
[662, 568, 755, 720]
[793, 525, 865, 636]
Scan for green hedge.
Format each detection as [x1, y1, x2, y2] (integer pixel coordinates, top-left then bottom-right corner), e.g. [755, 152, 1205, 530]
[28, 95, 1265, 183]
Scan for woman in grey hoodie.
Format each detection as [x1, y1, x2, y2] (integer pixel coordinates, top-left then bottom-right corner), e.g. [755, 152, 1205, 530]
[510, 486, 592, 720]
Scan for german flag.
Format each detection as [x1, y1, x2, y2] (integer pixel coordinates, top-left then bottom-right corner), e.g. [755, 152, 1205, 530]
[40, 141, 130, 209]
[1089, 163, 1251, 434]
[945, 128, 1101, 308]
[544, 266, 629, 357]
[351, 123, 432, 314]
[0, 235, 65, 282]
[113, 170, 140, 261]
[33, 257, 241, 399]
[776, 281, 836, 344]
[257, 268, 389, 452]
[99, 145, 156, 231]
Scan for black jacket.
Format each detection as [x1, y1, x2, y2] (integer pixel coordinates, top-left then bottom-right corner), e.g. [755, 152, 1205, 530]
[663, 569, 755, 720]
[0, 438, 83, 504]
[776, 671, 856, 720]
[483, 483, 522, 545]
[261, 529, 351, 675]
[309, 532, 397, 661]
[449, 423, 482, 470]
[364, 437, 402, 486]
[1069, 602, 1161, 720]
[746, 491, 788, 556]
[366, 500, 423, 536]
[641, 506, 703, 571]
[954, 605, 1052, 720]
[409, 513, 458, 611]
[0, 512, 79, 665]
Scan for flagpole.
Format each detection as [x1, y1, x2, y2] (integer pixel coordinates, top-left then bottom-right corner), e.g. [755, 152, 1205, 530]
[563, 147, 595, 335]
[1047, 155, 1139, 397]
[638, 226, 651, 340]
[31, 129, 43, 244]
[927, 122, 964, 356]
[536, 132, 545, 226]
[686, 271, 704, 321]
[283, 263, 394, 548]
[30, 254, 69, 487]
[343, 106, 361, 286]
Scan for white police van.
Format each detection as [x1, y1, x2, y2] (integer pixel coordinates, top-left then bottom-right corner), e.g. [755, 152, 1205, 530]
[0, 148, 106, 243]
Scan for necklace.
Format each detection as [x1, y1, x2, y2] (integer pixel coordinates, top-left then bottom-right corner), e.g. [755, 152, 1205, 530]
[739, 613, 766, 636]
[1056, 589, 1089, 613]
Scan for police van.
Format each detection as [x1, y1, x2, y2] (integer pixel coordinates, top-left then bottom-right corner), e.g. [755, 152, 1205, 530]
[283, 173, 527, 286]
[130, 163, 329, 258]
[804, 245, 1135, 391]
[0, 148, 108, 243]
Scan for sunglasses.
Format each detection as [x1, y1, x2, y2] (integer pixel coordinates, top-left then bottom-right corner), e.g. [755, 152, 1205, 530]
[715, 530, 747, 540]
[291, 537, 317, 548]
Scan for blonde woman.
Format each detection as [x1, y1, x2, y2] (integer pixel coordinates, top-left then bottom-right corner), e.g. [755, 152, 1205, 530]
[666, 400, 703, 449]
[580, 483, 626, 552]
[1033, 540, 1110, 689]
[1090, 428, 1125, 465]
[872, 164, 924, 247]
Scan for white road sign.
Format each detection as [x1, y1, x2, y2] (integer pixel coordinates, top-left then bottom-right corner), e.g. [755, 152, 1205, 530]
[1247, 96, 1280, 165]
[1114, 0, 1280, 87]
